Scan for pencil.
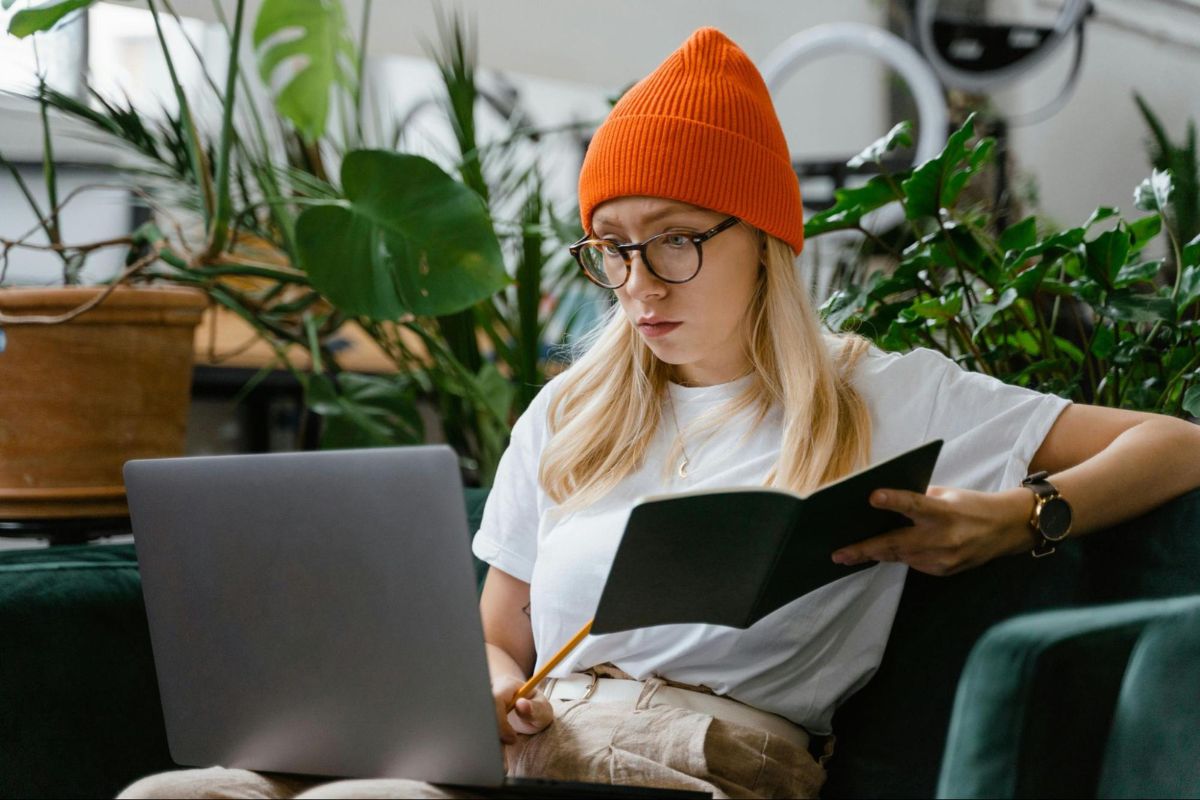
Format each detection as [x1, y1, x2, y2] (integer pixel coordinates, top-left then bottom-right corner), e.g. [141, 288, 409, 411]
[505, 618, 593, 712]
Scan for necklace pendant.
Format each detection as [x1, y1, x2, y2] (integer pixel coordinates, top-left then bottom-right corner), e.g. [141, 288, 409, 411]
[678, 458, 690, 479]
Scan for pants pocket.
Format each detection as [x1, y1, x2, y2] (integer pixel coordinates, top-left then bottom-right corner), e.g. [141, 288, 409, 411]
[702, 717, 827, 800]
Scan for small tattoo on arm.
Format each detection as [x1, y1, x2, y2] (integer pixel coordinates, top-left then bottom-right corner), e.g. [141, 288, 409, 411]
[521, 602, 531, 618]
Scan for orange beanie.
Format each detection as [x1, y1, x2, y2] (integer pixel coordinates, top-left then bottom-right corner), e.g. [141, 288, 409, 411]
[578, 27, 805, 255]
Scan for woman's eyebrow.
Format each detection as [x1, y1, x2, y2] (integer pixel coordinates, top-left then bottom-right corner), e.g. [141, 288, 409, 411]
[593, 208, 706, 232]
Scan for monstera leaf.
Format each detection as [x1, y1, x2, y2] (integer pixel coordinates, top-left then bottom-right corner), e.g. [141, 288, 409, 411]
[7, 0, 95, 37]
[295, 150, 509, 319]
[253, 0, 355, 141]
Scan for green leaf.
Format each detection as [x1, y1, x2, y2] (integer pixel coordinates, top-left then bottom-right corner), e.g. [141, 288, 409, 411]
[131, 221, 166, 247]
[1127, 214, 1162, 251]
[999, 217, 1038, 253]
[1084, 229, 1131, 288]
[1051, 335, 1085, 364]
[908, 290, 963, 321]
[970, 286, 1017, 339]
[1084, 207, 1120, 229]
[304, 373, 342, 415]
[1133, 169, 1174, 213]
[1115, 259, 1163, 287]
[943, 137, 995, 208]
[7, 0, 94, 37]
[1090, 325, 1115, 359]
[253, 0, 356, 141]
[805, 175, 903, 237]
[307, 372, 425, 449]
[296, 150, 509, 319]
[847, 121, 913, 169]
[1178, 265, 1200, 311]
[1003, 261, 1052, 297]
[1099, 292, 1177, 324]
[902, 114, 976, 219]
[1183, 232, 1200, 268]
[473, 362, 515, 427]
[1004, 227, 1087, 271]
[819, 286, 868, 330]
[1184, 385, 1200, 418]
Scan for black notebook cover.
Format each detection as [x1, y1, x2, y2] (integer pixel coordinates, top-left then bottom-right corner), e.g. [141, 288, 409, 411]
[590, 439, 943, 635]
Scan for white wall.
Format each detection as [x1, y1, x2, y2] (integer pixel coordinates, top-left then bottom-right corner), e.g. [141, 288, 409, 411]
[167, 0, 893, 165]
[998, 0, 1200, 229]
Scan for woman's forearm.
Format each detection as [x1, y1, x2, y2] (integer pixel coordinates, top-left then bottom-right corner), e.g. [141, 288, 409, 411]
[485, 641, 530, 684]
[995, 417, 1200, 556]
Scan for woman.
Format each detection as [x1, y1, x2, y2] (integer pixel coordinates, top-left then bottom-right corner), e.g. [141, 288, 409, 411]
[122, 26, 1200, 800]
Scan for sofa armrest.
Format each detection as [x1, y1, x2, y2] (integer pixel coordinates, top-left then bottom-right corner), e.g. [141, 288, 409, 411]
[937, 595, 1200, 799]
[1098, 602, 1200, 798]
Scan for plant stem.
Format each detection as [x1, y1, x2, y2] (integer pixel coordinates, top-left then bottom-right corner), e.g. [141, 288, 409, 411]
[0, 150, 55, 266]
[147, 0, 216, 224]
[354, 0, 373, 147]
[35, 76, 69, 279]
[203, 0, 246, 260]
[853, 223, 901, 260]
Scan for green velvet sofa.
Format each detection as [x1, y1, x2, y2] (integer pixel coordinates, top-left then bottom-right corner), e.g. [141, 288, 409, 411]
[2, 486, 1198, 799]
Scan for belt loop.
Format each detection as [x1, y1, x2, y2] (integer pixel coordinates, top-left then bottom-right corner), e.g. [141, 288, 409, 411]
[635, 676, 665, 710]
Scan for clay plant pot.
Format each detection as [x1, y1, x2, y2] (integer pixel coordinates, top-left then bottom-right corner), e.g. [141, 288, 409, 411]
[0, 285, 208, 518]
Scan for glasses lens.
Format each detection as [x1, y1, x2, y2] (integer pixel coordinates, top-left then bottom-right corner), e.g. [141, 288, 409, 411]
[646, 233, 700, 282]
[579, 243, 627, 288]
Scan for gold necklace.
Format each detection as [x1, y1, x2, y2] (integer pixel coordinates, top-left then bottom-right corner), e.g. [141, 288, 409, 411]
[666, 391, 693, 479]
[666, 368, 754, 479]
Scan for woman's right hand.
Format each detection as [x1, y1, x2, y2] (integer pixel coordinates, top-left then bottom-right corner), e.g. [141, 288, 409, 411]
[491, 675, 554, 745]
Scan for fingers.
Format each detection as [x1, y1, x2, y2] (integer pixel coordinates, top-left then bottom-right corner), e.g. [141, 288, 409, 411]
[832, 529, 916, 566]
[509, 689, 554, 735]
[493, 680, 553, 744]
[870, 487, 936, 518]
[492, 693, 518, 745]
[829, 488, 936, 566]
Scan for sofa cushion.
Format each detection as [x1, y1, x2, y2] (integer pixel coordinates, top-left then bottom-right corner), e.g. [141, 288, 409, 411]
[0, 544, 174, 800]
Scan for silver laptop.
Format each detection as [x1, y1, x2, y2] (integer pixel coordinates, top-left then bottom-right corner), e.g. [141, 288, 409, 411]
[124, 446, 506, 786]
[125, 446, 708, 798]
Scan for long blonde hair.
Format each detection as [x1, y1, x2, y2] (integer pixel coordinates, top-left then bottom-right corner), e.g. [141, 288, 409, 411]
[539, 232, 873, 511]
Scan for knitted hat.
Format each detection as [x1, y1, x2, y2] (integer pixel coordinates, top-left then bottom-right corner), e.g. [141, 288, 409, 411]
[578, 27, 804, 255]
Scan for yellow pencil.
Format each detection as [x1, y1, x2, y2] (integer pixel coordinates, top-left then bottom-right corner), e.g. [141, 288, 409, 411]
[505, 618, 593, 712]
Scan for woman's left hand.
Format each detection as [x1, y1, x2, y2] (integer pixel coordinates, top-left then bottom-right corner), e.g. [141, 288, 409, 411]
[830, 486, 1034, 576]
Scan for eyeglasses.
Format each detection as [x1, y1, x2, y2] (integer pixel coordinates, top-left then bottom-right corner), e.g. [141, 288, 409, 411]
[569, 216, 741, 290]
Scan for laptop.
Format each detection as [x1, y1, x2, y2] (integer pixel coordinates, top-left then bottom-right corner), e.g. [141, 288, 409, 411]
[124, 446, 707, 798]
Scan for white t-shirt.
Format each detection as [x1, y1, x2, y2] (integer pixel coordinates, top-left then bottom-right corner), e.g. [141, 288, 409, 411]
[471, 341, 1071, 734]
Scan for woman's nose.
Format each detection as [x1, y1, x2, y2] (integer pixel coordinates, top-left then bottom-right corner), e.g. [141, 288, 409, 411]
[623, 251, 666, 299]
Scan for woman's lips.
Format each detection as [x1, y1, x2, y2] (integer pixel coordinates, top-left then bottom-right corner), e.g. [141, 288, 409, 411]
[638, 321, 682, 338]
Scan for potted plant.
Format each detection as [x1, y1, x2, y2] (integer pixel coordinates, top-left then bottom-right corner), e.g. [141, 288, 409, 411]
[1, 0, 595, 527]
[811, 114, 1200, 419]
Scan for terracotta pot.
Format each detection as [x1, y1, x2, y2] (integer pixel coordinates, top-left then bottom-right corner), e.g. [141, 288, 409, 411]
[0, 285, 207, 518]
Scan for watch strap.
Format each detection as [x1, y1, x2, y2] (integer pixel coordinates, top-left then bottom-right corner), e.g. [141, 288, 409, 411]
[1022, 471, 1061, 558]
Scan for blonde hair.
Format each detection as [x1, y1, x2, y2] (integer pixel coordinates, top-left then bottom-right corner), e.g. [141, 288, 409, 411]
[539, 232, 873, 511]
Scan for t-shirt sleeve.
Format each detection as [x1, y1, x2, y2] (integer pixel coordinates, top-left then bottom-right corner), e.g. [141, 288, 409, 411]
[469, 383, 553, 583]
[860, 347, 1072, 492]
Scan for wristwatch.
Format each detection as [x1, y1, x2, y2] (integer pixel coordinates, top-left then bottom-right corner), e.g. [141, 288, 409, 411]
[1021, 471, 1073, 558]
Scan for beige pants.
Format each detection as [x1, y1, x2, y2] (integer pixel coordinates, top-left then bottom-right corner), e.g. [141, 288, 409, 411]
[118, 678, 828, 800]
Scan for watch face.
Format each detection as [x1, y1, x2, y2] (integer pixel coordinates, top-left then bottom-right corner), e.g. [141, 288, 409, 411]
[1039, 497, 1073, 541]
